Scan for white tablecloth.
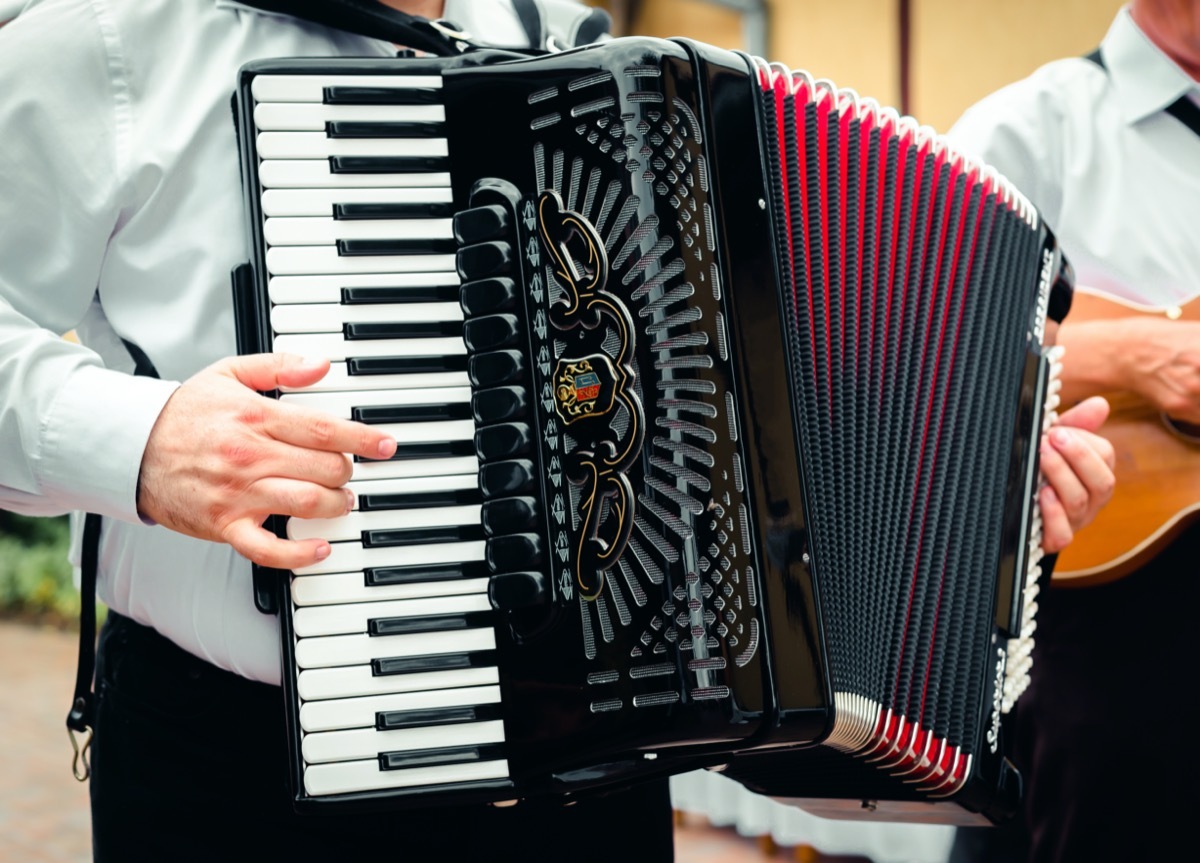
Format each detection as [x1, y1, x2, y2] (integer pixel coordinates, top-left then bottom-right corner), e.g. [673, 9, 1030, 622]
[670, 769, 955, 863]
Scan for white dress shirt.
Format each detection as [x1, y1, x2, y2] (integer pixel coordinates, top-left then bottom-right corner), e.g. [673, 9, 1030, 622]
[0, 0, 537, 683]
[946, 5, 1200, 307]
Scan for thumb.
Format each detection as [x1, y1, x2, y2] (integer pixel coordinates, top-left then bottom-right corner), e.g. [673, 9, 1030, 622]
[222, 353, 330, 392]
[1055, 395, 1110, 433]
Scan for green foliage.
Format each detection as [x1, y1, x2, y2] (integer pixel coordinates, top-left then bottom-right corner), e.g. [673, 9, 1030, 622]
[0, 512, 89, 627]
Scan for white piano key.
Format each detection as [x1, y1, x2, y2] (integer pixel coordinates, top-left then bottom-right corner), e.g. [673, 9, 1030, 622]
[345, 473, 477, 501]
[291, 573, 488, 608]
[287, 504, 483, 543]
[255, 101, 446, 131]
[293, 538, 485, 576]
[269, 272, 459, 305]
[265, 217, 454, 246]
[297, 662, 499, 701]
[302, 719, 504, 764]
[350, 455, 478, 482]
[300, 684, 502, 732]
[277, 361, 468, 393]
[304, 758, 509, 797]
[295, 627, 496, 668]
[271, 333, 465, 362]
[259, 159, 450, 189]
[280, 386, 470, 416]
[262, 187, 453, 218]
[256, 132, 447, 160]
[270, 301, 462, 333]
[252, 74, 443, 103]
[370, 419, 475, 443]
[266, 246, 457, 276]
[293, 592, 492, 638]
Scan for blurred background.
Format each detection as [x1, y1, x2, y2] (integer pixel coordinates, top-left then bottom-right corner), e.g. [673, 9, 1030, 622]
[0, 1, 1128, 862]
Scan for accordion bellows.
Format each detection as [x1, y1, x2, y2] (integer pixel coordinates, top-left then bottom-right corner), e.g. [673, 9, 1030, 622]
[233, 36, 1070, 823]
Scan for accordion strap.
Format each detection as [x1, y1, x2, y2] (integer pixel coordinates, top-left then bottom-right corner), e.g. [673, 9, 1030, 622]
[65, 337, 160, 783]
[232, 0, 482, 56]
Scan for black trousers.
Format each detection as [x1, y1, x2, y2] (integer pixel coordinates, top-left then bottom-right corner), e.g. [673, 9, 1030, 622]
[950, 525, 1200, 863]
[90, 610, 675, 863]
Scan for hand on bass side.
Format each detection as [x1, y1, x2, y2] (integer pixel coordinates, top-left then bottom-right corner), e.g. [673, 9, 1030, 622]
[137, 353, 397, 569]
[1038, 395, 1116, 554]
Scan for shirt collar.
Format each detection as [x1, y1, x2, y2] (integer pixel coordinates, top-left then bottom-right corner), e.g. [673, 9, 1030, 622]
[1103, 5, 1200, 124]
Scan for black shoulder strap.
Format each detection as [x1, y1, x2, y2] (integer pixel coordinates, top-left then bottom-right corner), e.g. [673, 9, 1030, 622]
[232, 0, 480, 55]
[511, 0, 544, 49]
[1083, 45, 1200, 139]
[65, 338, 160, 782]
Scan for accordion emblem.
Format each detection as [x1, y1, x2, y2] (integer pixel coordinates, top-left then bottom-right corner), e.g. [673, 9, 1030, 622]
[232, 34, 1071, 824]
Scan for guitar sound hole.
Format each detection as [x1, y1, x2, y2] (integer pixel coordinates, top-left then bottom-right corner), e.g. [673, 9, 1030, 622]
[1161, 413, 1200, 443]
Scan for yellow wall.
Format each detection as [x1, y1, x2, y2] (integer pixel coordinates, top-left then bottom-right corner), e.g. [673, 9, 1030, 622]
[594, 0, 1125, 133]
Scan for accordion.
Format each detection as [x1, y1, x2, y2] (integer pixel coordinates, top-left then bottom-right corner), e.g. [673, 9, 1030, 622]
[231, 36, 1071, 824]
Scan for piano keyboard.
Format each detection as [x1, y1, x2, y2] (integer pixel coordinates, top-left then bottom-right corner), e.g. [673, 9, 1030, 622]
[249, 72, 513, 799]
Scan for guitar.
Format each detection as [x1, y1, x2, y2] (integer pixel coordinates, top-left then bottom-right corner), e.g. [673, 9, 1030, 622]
[1051, 287, 1200, 587]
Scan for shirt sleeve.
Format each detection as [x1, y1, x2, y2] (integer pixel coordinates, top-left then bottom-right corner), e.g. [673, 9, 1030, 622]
[0, 0, 179, 522]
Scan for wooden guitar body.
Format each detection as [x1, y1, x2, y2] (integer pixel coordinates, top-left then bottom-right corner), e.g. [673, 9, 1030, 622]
[1051, 287, 1200, 587]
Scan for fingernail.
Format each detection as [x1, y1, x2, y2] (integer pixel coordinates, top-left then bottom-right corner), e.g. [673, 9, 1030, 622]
[314, 543, 331, 560]
[377, 437, 397, 458]
[1050, 427, 1072, 447]
[344, 489, 356, 512]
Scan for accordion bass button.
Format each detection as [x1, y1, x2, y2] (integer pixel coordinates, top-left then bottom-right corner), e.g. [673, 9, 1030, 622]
[472, 386, 528, 423]
[488, 571, 548, 611]
[453, 204, 512, 245]
[487, 533, 544, 570]
[463, 314, 521, 352]
[468, 349, 526, 388]
[457, 240, 513, 280]
[460, 276, 519, 316]
[481, 496, 539, 536]
[479, 459, 536, 497]
[474, 421, 532, 460]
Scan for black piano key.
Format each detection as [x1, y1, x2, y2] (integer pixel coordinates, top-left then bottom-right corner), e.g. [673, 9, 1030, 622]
[368, 610, 494, 637]
[343, 321, 462, 340]
[480, 497, 538, 536]
[474, 422, 532, 460]
[359, 489, 481, 512]
[341, 284, 460, 304]
[453, 205, 511, 245]
[457, 241, 513, 279]
[375, 703, 502, 731]
[351, 402, 473, 424]
[479, 460, 536, 497]
[372, 649, 498, 677]
[486, 533, 543, 570]
[472, 386, 528, 424]
[334, 202, 454, 220]
[488, 571, 548, 610]
[463, 314, 520, 352]
[354, 440, 476, 462]
[324, 86, 442, 105]
[361, 524, 484, 548]
[347, 355, 468, 375]
[365, 561, 488, 586]
[468, 350, 526, 388]
[379, 744, 508, 771]
[337, 238, 458, 257]
[460, 277, 519, 316]
[326, 121, 445, 138]
[330, 155, 450, 174]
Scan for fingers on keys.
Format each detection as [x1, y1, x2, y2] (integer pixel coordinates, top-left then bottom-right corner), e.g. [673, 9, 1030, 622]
[226, 519, 333, 570]
[1038, 425, 1116, 553]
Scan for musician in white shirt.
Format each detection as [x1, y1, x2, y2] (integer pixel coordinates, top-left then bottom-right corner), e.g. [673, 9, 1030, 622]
[945, 2, 1200, 862]
[0, 1, 1115, 861]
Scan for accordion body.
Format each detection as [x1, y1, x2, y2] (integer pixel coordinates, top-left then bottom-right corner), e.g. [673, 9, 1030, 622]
[232, 36, 1071, 823]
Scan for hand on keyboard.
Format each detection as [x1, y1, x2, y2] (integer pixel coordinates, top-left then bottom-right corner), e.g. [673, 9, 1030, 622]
[137, 352, 397, 568]
[1038, 395, 1116, 553]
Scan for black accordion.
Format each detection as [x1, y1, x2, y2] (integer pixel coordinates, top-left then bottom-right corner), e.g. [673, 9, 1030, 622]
[232, 36, 1071, 824]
